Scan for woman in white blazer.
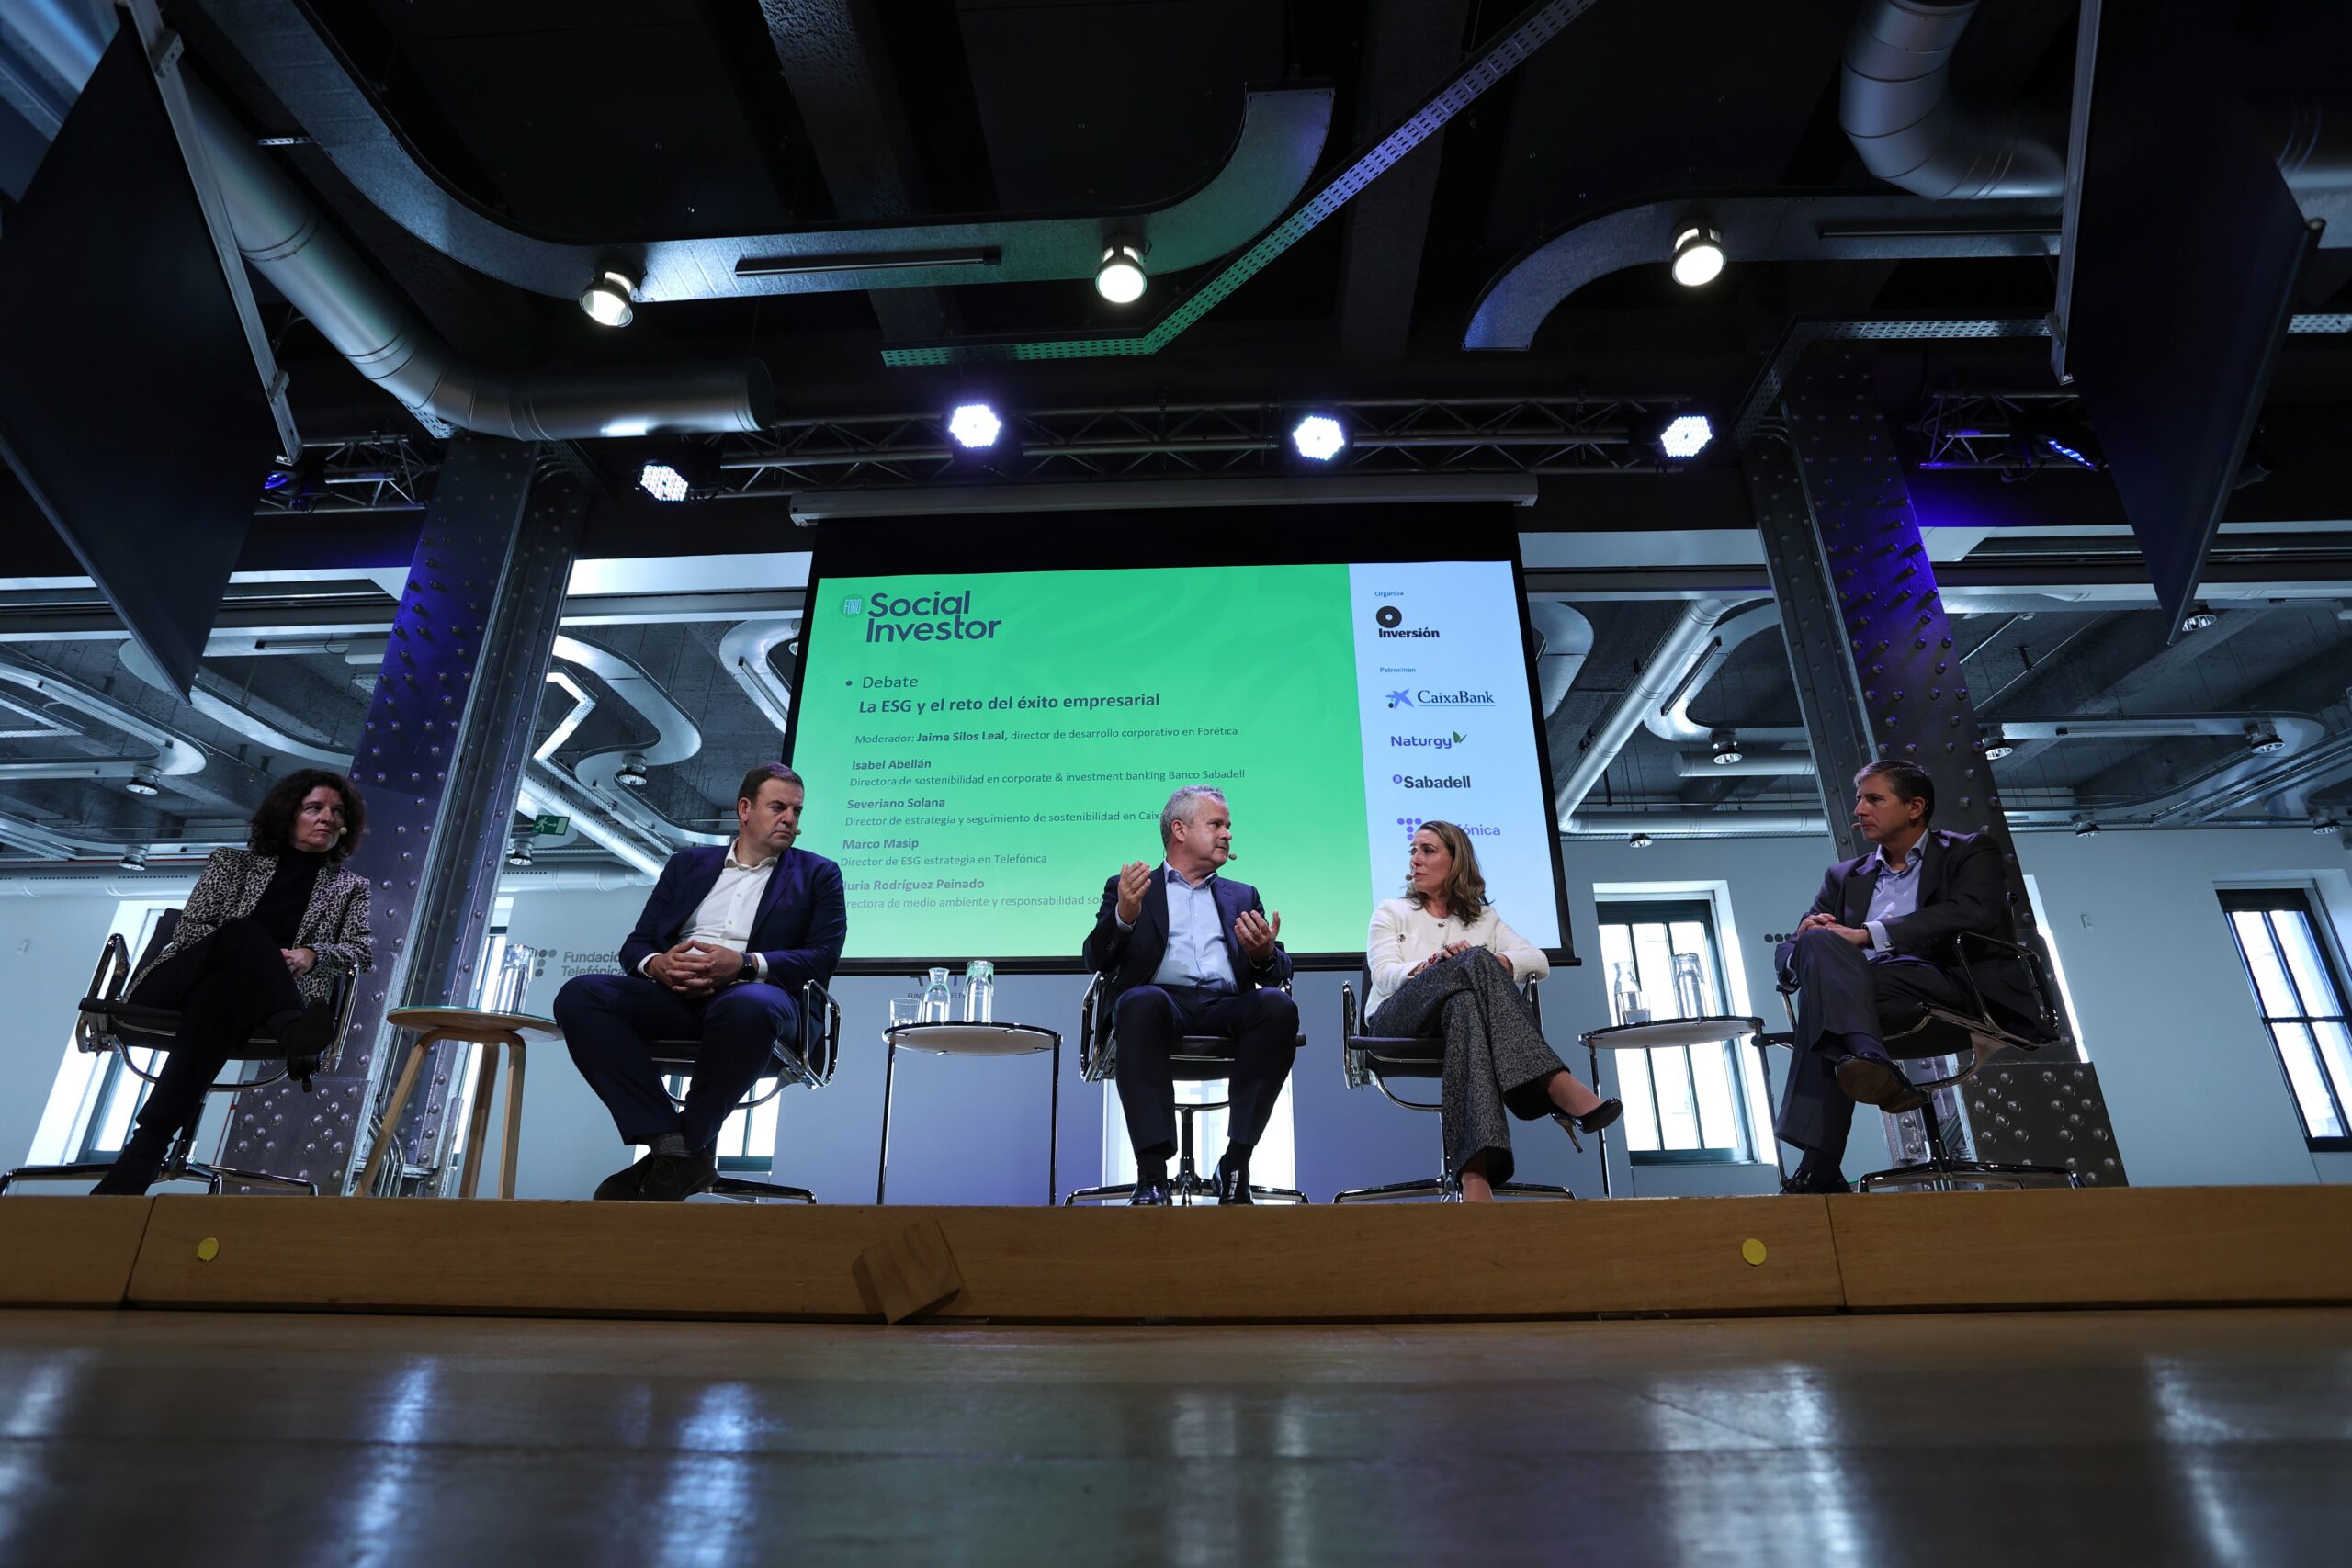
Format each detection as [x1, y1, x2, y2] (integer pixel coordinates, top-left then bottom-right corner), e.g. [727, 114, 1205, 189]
[1363, 820, 1619, 1201]
[93, 769, 373, 1194]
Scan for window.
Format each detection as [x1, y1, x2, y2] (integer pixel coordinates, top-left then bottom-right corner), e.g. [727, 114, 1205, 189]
[28, 899, 180, 1168]
[2219, 889, 2352, 1151]
[1596, 897, 1765, 1163]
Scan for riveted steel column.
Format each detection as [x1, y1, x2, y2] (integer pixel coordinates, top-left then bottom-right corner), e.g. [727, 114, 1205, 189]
[219, 437, 584, 1193]
[1757, 345, 2098, 1170]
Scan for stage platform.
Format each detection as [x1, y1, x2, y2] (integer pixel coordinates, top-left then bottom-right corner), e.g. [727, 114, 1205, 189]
[4, 1186, 2348, 1324]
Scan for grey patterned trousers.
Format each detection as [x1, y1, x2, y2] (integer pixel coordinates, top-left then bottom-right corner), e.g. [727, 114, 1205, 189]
[1364, 947, 1567, 1186]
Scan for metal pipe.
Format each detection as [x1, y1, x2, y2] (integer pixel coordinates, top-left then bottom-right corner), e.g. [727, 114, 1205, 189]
[1524, 600, 1592, 717]
[0, 651, 206, 780]
[1553, 598, 1745, 827]
[1840, 0, 2066, 200]
[1674, 753, 1819, 778]
[1565, 810, 1832, 840]
[1639, 602, 1806, 746]
[717, 617, 799, 733]
[13, 3, 769, 438]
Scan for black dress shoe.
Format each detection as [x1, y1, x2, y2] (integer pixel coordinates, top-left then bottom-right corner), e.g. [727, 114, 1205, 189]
[634, 1148, 718, 1202]
[1214, 1160, 1254, 1205]
[1780, 1166, 1852, 1195]
[1552, 1097, 1624, 1152]
[1129, 1179, 1171, 1206]
[1836, 1055, 1928, 1113]
[594, 1147, 717, 1201]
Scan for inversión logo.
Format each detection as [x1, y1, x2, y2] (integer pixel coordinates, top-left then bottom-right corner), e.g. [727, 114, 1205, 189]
[1374, 604, 1440, 639]
[859, 589, 1003, 644]
[1415, 688, 1494, 706]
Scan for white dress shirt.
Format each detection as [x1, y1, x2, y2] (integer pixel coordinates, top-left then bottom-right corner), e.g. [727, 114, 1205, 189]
[1365, 897, 1548, 1016]
[639, 849, 777, 983]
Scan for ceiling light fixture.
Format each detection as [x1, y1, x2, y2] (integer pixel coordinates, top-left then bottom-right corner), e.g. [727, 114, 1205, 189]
[580, 268, 637, 327]
[124, 765, 162, 796]
[616, 755, 650, 788]
[2248, 722, 2287, 756]
[1708, 729, 1744, 766]
[1670, 221, 1724, 287]
[1291, 413, 1347, 462]
[2073, 817, 2101, 837]
[1095, 237, 1148, 304]
[1980, 739, 2015, 761]
[506, 839, 535, 868]
[118, 845, 148, 871]
[1660, 413, 1713, 458]
[638, 462, 690, 502]
[1628, 831, 1656, 849]
[947, 403, 1003, 449]
[2181, 604, 2219, 633]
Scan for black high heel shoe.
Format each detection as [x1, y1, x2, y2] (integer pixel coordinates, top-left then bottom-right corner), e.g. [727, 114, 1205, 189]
[1552, 1098, 1623, 1152]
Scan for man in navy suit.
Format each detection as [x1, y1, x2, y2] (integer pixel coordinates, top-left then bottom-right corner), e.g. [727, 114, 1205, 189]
[556, 761, 846, 1201]
[1776, 761, 2035, 1193]
[1082, 784, 1295, 1204]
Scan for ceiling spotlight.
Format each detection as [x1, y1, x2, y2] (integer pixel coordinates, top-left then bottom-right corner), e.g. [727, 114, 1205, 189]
[2248, 722, 2287, 756]
[1291, 413, 1347, 462]
[2073, 817, 2101, 837]
[638, 462, 690, 502]
[580, 268, 637, 327]
[124, 765, 162, 796]
[947, 402, 1002, 449]
[1708, 729, 1744, 766]
[261, 466, 292, 492]
[616, 755, 650, 788]
[2181, 604, 2219, 634]
[118, 845, 148, 871]
[505, 838, 535, 868]
[1670, 221, 1724, 288]
[2312, 818, 2340, 835]
[1095, 237, 1148, 304]
[1661, 413, 1714, 458]
[1980, 739, 2015, 761]
[1628, 831, 1656, 849]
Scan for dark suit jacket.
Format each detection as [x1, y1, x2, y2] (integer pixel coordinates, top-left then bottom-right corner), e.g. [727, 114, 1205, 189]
[1082, 866, 1292, 1027]
[1804, 828, 2037, 1025]
[620, 845, 846, 992]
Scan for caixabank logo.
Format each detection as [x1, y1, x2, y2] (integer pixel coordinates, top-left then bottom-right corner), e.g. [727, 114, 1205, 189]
[1374, 604, 1441, 640]
[848, 588, 1003, 644]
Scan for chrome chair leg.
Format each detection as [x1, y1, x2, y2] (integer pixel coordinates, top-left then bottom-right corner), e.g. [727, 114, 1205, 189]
[189, 1163, 319, 1196]
[1063, 1180, 1140, 1205]
[710, 1175, 817, 1203]
[1332, 1175, 1453, 1203]
[0, 1160, 120, 1194]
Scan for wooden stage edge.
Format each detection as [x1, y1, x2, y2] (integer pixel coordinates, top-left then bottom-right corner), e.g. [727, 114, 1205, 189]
[3, 1187, 2348, 1325]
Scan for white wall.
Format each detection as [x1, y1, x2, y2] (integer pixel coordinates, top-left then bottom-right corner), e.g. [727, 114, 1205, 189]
[7, 824, 2349, 1195]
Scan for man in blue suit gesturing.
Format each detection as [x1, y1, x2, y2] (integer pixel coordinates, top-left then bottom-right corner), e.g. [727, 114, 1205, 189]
[1083, 784, 1295, 1205]
[557, 761, 845, 1201]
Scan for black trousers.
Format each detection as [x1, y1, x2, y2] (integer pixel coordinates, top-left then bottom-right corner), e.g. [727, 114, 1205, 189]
[119, 917, 303, 1150]
[1108, 983, 1299, 1163]
[554, 973, 800, 1150]
[1775, 928, 1971, 1164]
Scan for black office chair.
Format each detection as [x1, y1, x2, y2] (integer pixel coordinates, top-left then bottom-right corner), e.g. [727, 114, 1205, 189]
[1063, 974, 1310, 1205]
[1769, 927, 2082, 1192]
[0, 910, 357, 1196]
[1331, 964, 1575, 1202]
[642, 977, 842, 1201]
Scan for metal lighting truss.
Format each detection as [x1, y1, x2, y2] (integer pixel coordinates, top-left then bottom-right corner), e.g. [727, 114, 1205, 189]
[253, 437, 440, 514]
[1911, 389, 2098, 475]
[708, 398, 1690, 492]
[243, 396, 1696, 510]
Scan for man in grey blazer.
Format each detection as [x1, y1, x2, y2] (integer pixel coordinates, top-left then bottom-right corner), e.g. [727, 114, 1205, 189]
[1775, 761, 2034, 1193]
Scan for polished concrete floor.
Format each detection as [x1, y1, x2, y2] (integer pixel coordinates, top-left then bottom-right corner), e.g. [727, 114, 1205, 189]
[1, 1307, 2347, 1565]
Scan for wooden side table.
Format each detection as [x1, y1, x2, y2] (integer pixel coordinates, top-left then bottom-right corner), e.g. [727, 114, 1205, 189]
[360, 1007, 560, 1199]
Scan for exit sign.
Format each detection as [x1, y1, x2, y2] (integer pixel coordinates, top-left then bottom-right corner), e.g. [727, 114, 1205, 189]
[531, 813, 570, 837]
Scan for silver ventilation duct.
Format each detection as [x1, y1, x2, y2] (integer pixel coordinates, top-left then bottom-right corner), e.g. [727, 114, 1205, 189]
[1840, 0, 2066, 200]
[1552, 599, 1756, 828]
[12, 2, 771, 438]
[1524, 600, 1593, 717]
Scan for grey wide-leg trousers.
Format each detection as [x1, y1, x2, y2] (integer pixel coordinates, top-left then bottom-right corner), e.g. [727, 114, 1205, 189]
[1365, 947, 1566, 1186]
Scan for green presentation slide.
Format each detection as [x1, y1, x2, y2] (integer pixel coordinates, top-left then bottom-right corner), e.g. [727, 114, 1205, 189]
[791, 564, 1374, 960]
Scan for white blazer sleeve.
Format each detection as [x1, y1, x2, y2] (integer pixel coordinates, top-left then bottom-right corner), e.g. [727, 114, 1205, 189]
[1487, 910, 1549, 986]
[1367, 901, 1413, 998]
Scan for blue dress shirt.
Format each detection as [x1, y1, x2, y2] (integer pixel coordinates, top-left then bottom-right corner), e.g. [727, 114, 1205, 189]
[1863, 840, 1926, 961]
[1142, 862, 1238, 992]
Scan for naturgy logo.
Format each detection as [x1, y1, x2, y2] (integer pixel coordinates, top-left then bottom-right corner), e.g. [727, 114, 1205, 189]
[858, 589, 1003, 645]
